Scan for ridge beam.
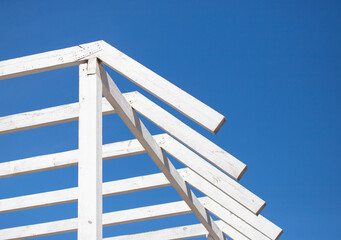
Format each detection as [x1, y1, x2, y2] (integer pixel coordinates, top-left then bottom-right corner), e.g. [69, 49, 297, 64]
[100, 65, 225, 240]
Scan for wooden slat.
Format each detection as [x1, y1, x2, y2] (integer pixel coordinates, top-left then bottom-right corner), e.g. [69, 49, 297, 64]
[179, 169, 282, 240]
[0, 201, 190, 240]
[0, 136, 149, 178]
[104, 221, 249, 240]
[77, 59, 102, 239]
[128, 91, 246, 181]
[99, 41, 225, 134]
[0, 172, 170, 214]
[0, 94, 121, 135]
[100, 66, 225, 240]
[201, 198, 270, 240]
[0, 197, 266, 240]
[0, 41, 102, 80]
[159, 135, 264, 215]
[0, 170, 281, 240]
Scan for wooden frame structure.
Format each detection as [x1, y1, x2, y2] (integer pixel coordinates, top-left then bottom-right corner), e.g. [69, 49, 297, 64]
[0, 41, 283, 240]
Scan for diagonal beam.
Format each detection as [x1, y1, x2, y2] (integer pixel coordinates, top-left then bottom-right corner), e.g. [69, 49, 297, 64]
[99, 41, 225, 134]
[159, 135, 264, 215]
[128, 92, 246, 181]
[99, 65, 225, 240]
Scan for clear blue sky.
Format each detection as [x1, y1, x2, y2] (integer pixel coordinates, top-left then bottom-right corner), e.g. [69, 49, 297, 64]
[0, 1, 340, 239]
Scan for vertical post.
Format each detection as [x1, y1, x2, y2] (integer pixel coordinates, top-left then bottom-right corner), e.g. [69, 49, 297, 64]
[78, 58, 103, 239]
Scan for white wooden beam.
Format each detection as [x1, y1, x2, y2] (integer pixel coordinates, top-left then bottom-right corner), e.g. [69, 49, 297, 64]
[0, 170, 281, 239]
[159, 135, 265, 215]
[179, 168, 282, 240]
[0, 93, 243, 181]
[99, 66, 225, 240]
[0, 135, 158, 178]
[104, 221, 249, 240]
[201, 198, 270, 240]
[0, 200, 190, 240]
[78, 59, 102, 240]
[0, 200, 249, 240]
[0, 172, 170, 214]
[0, 95, 118, 135]
[0, 41, 102, 80]
[0, 197, 270, 240]
[128, 91, 246, 181]
[98, 41, 225, 134]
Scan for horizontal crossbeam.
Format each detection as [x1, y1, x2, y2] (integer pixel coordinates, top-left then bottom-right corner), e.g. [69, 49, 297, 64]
[0, 133, 264, 215]
[104, 221, 248, 240]
[0, 91, 242, 181]
[0, 169, 281, 240]
[0, 196, 272, 240]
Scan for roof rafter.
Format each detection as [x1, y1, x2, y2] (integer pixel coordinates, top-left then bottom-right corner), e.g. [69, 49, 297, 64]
[99, 65, 225, 240]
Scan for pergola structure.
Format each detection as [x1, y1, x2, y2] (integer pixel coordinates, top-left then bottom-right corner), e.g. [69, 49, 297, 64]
[0, 41, 282, 240]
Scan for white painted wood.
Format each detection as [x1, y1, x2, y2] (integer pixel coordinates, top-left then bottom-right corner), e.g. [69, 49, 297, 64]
[0, 200, 190, 240]
[0, 169, 281, 239]
[104, 220, 249, 240]
[0, 218, 76, 240]
[159, 135, 265, 215]
[0, 41, 102, 80]
[0, 135, 158, 178]
[0, 200, 246, 240]
[0, 149, 79, 178]
[78, 59, 102, 240]
[0, 136, 280, 237]
[0, 197, 263, 240]
[201, 198, 270, 240]
[0, 102, 81, 135]
[105, 223, 208, 240]
[180, 168, 282, 240]
[0, 172, 171, 214]
[128, 91, 246, 181]
[0, 40, 225, 133]
[0, 100, 115, 135]
[99, 41, 225, 134]
[100, 67, 225, 240]
[0, 41, 282, 239]
[0, 92, 244, 181]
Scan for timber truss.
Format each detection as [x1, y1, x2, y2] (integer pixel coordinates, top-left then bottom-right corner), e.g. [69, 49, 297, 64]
[0, 41, 282, 240]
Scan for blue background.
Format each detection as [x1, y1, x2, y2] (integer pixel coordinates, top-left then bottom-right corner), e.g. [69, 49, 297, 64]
[0, 1, 340, 239]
